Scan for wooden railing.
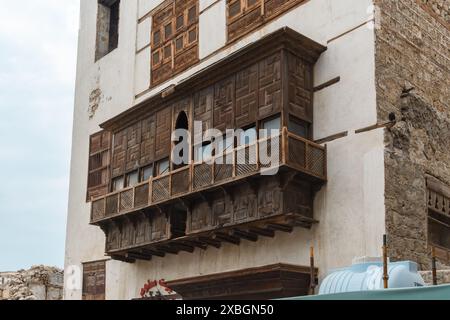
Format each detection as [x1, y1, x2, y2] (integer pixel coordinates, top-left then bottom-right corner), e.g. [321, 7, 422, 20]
[91, 128, 327, 224]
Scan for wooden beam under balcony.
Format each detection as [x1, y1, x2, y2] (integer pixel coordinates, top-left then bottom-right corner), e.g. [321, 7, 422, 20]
[232, 229, 258, 242]
[248, 227, 275, 238]
[213, 232, 241, 246]
[198, 237, 221, 249]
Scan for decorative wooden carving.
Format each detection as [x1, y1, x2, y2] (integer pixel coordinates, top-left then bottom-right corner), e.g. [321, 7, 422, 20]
[168, 263, 314, 300]
[155, 107, 173, 159]
[258, 52, 282, 118]
[235, 64, 258, 127]
[288, 52, 313, 122]
[87, 131, 111, 201]
[226, 0, 307, 43]
[140, 115, 156, 165]
[193, 86, 214, 140]
[93, 29, 328, 260]
[82, 261, 106, 301]
[213, 76, 235, 132]
[125, 121, 142, 172]
[151, 0, 199, 86]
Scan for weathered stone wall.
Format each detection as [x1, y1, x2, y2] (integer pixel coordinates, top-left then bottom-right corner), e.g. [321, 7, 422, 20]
[374, 0, 450, 269]
[420, 270, 450, 285]
[0, 266, 63, 301]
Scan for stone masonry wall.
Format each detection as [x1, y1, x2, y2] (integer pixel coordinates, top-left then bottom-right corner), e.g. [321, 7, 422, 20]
[0, 266, 63, 300]
[374, 0, 450, 270]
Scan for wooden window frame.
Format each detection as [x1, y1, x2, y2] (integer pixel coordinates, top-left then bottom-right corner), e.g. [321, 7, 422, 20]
[227, 0, 262, 22]
[186, 26, 198, 46]
[151, 0, 199, 87]
[82, 260, 106, 301]
[152, 48, 162, 67]
[226, 0, 308, 43]
[427, 176, 450, 263]
[87, 131, 111, 202]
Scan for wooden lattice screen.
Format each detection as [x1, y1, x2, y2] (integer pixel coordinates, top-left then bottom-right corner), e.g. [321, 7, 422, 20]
[87, 131, 111, 202]
[82, 261, 106, 301]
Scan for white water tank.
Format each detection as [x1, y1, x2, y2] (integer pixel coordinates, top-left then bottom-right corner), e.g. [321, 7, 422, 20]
[319, 257, 425, 295]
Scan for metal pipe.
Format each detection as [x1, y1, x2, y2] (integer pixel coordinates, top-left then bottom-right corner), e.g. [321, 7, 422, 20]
[383, 235, 389, 289]
[309, 246, 316, 295]
[432, 246, 438, 286]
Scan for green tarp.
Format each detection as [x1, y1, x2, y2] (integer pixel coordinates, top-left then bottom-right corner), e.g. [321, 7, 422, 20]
[285, 284, 450, 300]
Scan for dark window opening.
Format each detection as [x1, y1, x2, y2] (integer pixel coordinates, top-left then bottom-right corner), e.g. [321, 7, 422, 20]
[176, 15, 184, 30]
[174, 112, 189, 168]
[141, 165, 153, 182]
[153, 30, 161, 46]
[96, 0, 120, 61]
[188, 6, 197, 23]
[428, 209, 450, 251]
[238, 126, 257, 146]
[112, 176, 124, 192]
[170, 204, 187, 239]
[125, 171, 139, 188]
[164, 44, 172, 60]
[156, 158, 170, 176]
[175, 36, 184, 52]
[289, 116, 310, 139]
[261, 116, 281, 138]
[152, 50, 161, 66]
[195, 142, 212, 163]
[188, 28, 197, 44]
[165, 22, 173, 39]
[229, 1, 241, 18]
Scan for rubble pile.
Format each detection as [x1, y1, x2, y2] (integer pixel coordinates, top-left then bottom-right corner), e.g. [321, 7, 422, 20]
[0, 266, 63, 300]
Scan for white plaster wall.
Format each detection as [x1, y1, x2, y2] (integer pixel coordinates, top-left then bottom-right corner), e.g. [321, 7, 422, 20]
[66, 0, 386, 300]
[313, 129, 386, 279]
[314, 25, 377, 140]
[65, 0, 138, 300]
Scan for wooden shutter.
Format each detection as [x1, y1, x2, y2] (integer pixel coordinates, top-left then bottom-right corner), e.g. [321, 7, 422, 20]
[82, 261, 106, 301]
[87, 131, 111, 201]
[151, 0, 199, 86]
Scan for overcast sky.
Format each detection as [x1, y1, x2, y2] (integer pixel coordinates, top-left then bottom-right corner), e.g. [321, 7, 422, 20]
[0, 0, 79, 271]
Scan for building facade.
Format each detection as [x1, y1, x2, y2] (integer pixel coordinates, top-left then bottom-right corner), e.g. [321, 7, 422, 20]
[65, 0, 449, 300]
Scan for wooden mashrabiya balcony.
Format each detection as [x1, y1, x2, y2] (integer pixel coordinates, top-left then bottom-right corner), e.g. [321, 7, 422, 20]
[90, 129, 326, 263]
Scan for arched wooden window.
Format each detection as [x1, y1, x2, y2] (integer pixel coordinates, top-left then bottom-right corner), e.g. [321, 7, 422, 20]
[174, 111, 189, 169]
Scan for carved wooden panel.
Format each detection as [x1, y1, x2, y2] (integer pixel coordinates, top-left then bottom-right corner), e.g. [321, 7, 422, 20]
[82, 261, 106, 301]
[258, 53, 282, 118]
[151, 0, 199, 86]
[226, 0, 307, 43]
[283, 180, 312, 218]
[258, 177, 283, 217]
[112, 128, 127, 178]
[228, 0, 263, 44]
[140, 115, 156, 165]
[288, 52, 313, 122]
[189, 200, 213, 233]
[125, 121, 142, 172]
[213, 76, 235, 132]
[106, 224, 121, 251]
[233, 185, 258, 222]
[151, 211, 169, 241]
[121, 220, 135, 249]
[213, 193, 233, 226]
[135, 216, 150, 245]
[87, 131, 111, 201]
[155, 107, 173, 159]
[194, 86, 214, 142]
[235, 64, 258, 127]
